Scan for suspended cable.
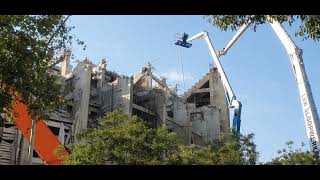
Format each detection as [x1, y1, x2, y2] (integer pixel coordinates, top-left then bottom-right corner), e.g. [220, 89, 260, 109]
[177, 45, 192, 144]
[178, 46, 186, 93]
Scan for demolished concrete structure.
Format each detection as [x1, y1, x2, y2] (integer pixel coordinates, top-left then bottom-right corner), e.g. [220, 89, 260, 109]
[0, 55, 230, 165]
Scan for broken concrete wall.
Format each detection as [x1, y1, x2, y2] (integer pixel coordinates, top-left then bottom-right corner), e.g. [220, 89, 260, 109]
[169, 98, 190, 144]
[2, 58, 231, 165]
[0, 122, 19, 165]
[72, 59, 92, 135]
[183, 67, 230, 144]
[131, 64, 159, 127]
[190, 106, 221, 144]
[209, 68, 230, 134]
[153, 88, 166, 128]
[111, 76, 133, 115]
[99, 83, 114, 113]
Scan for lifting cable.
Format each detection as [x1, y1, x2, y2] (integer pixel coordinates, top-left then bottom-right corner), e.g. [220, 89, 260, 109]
[178, 46, 186, 93]
[178, 45, 193, 144]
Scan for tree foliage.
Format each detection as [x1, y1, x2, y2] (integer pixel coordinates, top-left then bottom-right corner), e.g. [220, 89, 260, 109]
[177, 133, 259, 165]
[0, 15, 84, 121]
[213, 132, 258, 165]
[63, 111, 181, 165]
[63, 111, 259, 165]
[205, 15, 320, 41]
[266, 141, 320, 165]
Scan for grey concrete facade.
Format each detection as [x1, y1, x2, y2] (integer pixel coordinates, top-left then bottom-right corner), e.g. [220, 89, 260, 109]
[0, 57, 230, 165]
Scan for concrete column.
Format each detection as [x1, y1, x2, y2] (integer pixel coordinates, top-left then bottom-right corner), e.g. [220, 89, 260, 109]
[129, 76, 133, 115]
[73, 60, 92, 136]
[18, 137, 31, 165]
[205, 109, 221, 143]
[209, 69, 215, 106]
[114, 76, 133, 114]
[58, 123, 65, 145]
[210, 68, 230, 136]
[61, 50, 71, 77]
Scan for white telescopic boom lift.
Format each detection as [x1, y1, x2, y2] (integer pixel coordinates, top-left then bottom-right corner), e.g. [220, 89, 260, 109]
[270, 20, 320, 153]
[175, 31, 242, 133]
[217, 17, 320, 153]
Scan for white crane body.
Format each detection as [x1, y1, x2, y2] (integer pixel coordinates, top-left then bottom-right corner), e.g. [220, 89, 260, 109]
[217, 17, 320, 153]
[269, 20, 320, 153]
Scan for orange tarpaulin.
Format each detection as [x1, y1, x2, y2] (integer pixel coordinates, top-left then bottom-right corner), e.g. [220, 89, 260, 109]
[2, 84, 69, 165]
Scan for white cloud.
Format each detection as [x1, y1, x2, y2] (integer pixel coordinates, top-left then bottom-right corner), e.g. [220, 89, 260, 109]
[162, 70, 194, 82]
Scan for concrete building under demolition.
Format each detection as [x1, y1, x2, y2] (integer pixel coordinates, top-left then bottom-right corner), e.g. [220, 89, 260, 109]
[0, 54, 230, 165]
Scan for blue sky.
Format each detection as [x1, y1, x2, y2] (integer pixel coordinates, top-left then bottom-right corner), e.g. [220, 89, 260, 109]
[68, 15, 320, 162]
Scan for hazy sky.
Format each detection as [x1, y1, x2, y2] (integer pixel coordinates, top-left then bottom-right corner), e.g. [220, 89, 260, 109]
[69, 15, 320, 162]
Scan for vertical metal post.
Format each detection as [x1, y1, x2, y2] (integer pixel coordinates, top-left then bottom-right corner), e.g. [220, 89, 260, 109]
[27, 116, 35, 165]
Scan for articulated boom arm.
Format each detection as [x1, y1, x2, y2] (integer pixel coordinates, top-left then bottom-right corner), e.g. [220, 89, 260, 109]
[219, 19, 253, 56]
[175, 31, 242, 132]
[196, 32, 242, 133]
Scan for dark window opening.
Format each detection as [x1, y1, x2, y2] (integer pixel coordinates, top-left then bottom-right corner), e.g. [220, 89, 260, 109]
[132, 108, 157, 128]
[167, 111, 173, 118]
[64, 79, 74, 95]
[133, 91, 155, 109]
[64, 134, 69, 141]
[187, 92, 210, 108]
[220, 125, 223, 133]
[65, 146, 72, 154]
[105, 71, 118, 82]
[33, 150, 39, 158]
[3, 139, 13, 144]
[91, 79, 98, 89]
[91, 112, 98, 117]
[197, 93, 210, 107]
[4, 123, 14, 128]
[89, 112, 99, 120]
[190, 112, 204, 122]
[199, 81, 209, 89]
[48, 126, 60, 136]
[88, 112, 99, 129]
[67, 105, 73, 113]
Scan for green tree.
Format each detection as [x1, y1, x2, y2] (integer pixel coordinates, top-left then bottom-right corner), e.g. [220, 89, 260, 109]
[212, 132, 259, 165]
[205, 15, 320, 41]
[63, 111, 181, 165]
[178, 132, 258, 165]
[0, 15, 84, 121]
[266, 141, 320, 165]
[63, 111, 259, 165]
[178, 145, 214, 165]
